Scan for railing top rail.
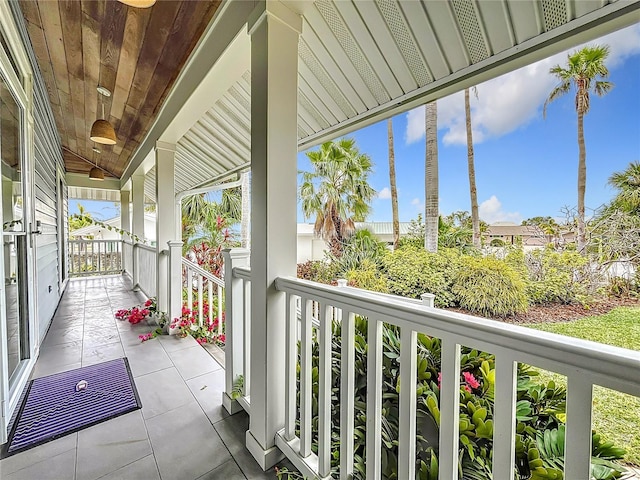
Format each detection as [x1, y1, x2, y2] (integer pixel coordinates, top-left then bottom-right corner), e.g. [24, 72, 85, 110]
[122, 240, 134, 246]
[233, 266, 251, 281]
[182, 257, 224, 287]
[69, 239, 123, 244]
[275, 276, 640, 398]
[135, 243, 156, 252]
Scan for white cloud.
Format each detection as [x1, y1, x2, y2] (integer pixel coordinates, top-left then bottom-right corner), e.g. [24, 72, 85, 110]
[411, 197, 424, 211]
[378, 187, 392, 199]
[404, 24, 640, 146]
[479, 195, 521, 224]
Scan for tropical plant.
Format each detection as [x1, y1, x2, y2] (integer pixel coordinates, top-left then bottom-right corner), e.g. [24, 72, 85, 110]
[276, 319, 626, 479]
[464, 87, 481, 249]
[387, 118, 400, 250]
[544, 44, 613, 254]
[607, 161, 640, 215]
[240, 170, 251, 248]
[425, 102, 439, 252]
[299, 139, 376, 256]
[328, 228, 388, 274]
[68, 203, 93, 231]
[452, 256, 528, 316]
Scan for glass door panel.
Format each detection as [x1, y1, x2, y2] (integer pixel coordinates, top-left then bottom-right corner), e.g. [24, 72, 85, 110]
[1, 72, 28, 386]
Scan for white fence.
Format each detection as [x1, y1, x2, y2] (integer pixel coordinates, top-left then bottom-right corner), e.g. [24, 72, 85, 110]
[122, 240, 133, 277]
[182, 257, 225, 338]
[221, 251, 640, 480]
[68, 240, 122, 276]
[134, 243, 157, 298]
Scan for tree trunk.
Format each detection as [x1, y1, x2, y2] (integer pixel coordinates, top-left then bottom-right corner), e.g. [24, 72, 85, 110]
[425, 102, 438, 252]
[240, 170, 250, 249]
[577, 110, 587, 254]
[465, 88, 481, 249]
[388, 118, 400, 250]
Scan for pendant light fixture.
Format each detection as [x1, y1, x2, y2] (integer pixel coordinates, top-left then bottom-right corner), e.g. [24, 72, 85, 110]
[118, 0, 156, 8]
[90, 85, 117, 145]
[89, 144, 104, 181]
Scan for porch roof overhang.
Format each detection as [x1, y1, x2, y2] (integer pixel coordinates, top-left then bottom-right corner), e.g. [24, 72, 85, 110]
[120, 0, 640, 201]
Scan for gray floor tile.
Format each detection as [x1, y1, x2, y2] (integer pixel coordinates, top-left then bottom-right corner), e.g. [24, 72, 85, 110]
[168, 345, 222, 381]
[37, 341, 83, 368]
[32, 360, 82, 378]
[76, 410, 152, 480]
[82, 328, 121, 348]
[146, 401, 231, 480]
[95, 454, 160, 480]
[198, 459, 246, 480]
[123, 340, 173, 378]
[3, 448, 77, 480]
[186, 369, 229, 425]
[82, 341, 125, 366]
[157, 333, 198, 352]
[135, 367, 196, 419]
[0, 432, 77, 476]
[41, 327, 84, 347]
[214, 414, 277, 480]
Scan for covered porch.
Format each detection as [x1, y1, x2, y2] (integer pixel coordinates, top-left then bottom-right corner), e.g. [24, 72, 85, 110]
[0, 0, 639, 479]
[0, 275, 275, 480]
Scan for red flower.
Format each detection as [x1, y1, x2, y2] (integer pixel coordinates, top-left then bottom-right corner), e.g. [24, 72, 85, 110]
[463, 371, 481, 390]
[144, 299, 153, 307]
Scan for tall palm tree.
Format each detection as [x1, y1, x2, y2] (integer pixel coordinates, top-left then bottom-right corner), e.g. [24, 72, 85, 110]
[544, 44, 613, 254]
[608, 161, 640, 215]
[387, 118, 400, 250]
[299, 138, 376, 255]
[424, 102, 439, 252]
[240, 170, 251, 249]
[465, 87, 480, 249]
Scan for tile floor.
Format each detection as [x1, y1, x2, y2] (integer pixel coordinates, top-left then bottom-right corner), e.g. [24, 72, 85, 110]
[0, 275, 278, 480]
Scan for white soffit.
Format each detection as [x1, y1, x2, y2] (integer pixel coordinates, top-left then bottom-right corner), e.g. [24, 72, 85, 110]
[146, 0, 639, 196]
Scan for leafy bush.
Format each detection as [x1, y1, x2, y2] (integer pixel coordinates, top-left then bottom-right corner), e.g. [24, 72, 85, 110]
[296, 260, 340, 285]
[452, 256, 528, 316]
[383, 246, 463, 307]
[279, 318, 626, 480]
[522, 248, 598, 305]
[345, 259, 388, 293]
[330, 229, 388, 273]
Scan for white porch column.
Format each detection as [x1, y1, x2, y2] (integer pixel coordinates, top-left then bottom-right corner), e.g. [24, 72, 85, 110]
[121, 190, 131, 239]
[131, 174, 145, 288]
[247, 1, 301, 470]
[155, 141, 176, 313]
[168, 240, 183, 334]
[120, 190, 131, 273]
[131, 174, 145, 241]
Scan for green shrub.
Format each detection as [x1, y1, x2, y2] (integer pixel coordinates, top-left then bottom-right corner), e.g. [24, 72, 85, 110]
[296, 260, 340, 285]
[330, 229, 388, 274]
[383, 246, 463, 307]
[280, 319, 626, 480]
[452, 256, 528, 316]
[524, 248, 596, 305]
[345, 259, 388, 293]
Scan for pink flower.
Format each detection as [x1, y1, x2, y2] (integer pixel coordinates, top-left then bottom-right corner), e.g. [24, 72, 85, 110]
[217, 334, 226, 343]
[144, 299, 153, 307]
[463, 371, 481, 390]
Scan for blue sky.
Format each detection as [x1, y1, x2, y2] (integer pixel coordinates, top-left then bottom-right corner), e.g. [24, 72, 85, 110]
[73, 25, 640, 225]
[299, 24, 640, 224]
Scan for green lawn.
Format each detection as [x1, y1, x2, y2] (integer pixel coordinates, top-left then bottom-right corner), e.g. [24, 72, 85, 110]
[526, 306, 640, 465]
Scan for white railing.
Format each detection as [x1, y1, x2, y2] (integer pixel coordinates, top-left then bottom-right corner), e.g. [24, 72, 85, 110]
[122, 240, 134, 277]
[181, 257, 225, 338]
[271, 277, 640, 480]
[68, 240, 123, 276]
[134, 243, 157, 298]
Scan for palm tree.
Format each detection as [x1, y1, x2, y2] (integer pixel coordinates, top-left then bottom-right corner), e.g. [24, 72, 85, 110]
[387, 118, 400, 250]
[240, 170, 250, 249]
[544, 44, 613, 254]
[465, 87, 480, 249]
[424, 102, 438, 252]
[299, 138, 376, 255]
[608, 161, 640, 215]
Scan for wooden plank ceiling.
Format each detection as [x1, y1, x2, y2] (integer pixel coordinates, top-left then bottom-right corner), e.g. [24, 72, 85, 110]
[20, 0, 220, 179]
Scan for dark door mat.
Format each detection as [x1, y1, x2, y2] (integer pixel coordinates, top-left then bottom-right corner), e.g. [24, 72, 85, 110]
[3, 358, 141, 457]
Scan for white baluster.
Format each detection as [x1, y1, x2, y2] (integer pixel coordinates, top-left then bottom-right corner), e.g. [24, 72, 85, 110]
[318, 302, 331, 477]
[284, 293, 297, 441]
[398, 327, 417, 480]
[565, 375, 593, 480]
[366, 317, 383, 480]
[340, 311, 355, 479]
[439, 338, 461, 480]
[493, 353, 517, 478]
[300, 297, 313, 458]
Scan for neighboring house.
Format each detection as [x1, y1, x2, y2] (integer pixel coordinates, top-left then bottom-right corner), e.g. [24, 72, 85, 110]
[296, 222, 411, 263]
[483, 222, 576, 251]
[69, 213, 157, 243]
